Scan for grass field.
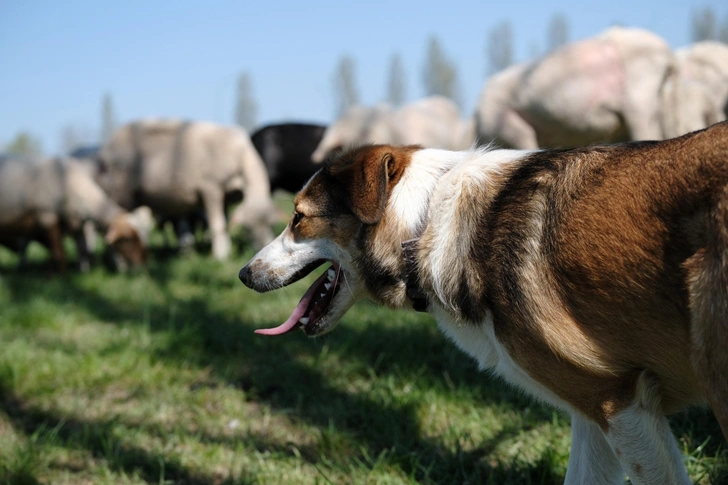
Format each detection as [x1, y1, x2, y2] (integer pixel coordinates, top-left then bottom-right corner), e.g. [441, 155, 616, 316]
[0, 224, 726, 484]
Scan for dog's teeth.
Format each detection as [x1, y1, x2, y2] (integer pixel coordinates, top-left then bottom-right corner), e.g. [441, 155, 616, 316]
[327, 269, 335, 281]
[324, 283, 331, 291]
[299, 317, 309, 324]
[320, 293, 326, 298]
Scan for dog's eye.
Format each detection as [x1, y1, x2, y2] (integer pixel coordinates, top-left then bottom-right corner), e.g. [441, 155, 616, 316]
[292, 212, 303, 227]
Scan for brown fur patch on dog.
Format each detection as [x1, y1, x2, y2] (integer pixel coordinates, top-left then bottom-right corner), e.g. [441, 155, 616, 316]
[325, 144, 420, 224]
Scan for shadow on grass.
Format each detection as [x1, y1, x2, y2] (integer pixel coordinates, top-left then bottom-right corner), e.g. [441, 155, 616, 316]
[0, 381, 257, 485]
[1, 260, 726, 483]
[0, 266, 571, 483]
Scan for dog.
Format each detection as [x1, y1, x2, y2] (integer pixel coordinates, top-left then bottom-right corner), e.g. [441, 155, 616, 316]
[239, 121, 728, 485]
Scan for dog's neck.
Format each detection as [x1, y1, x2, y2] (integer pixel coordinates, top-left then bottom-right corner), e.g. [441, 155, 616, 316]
[401, 236, 428, 312]
[393, 147, 524, 314]
[401, 215, 429, 312]
[387, 148, 478, 313]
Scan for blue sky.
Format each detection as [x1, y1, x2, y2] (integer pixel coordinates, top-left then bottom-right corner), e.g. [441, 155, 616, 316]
[2, 0, 727, 153]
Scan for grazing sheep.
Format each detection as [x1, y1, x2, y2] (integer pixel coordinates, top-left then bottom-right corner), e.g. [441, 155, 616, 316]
[475, 27, 677, 148]
[251, 122, 326, 193]
[661, 41, 728, 138]
[312, 96, 473, 162]
[0, 155, 150, 271]
[97, 120, 278, 259]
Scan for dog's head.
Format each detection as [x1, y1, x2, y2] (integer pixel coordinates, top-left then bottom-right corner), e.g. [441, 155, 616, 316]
[239, 144, 429, 337]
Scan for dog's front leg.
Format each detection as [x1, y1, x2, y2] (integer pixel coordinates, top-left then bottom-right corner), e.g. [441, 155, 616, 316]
[600, 373, 691, 485]
[603, 405, 691, 485]
[564, 413, 623, 485]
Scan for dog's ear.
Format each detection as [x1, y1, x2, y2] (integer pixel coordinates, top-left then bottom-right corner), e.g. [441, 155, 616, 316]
[329, 145, 415, 224]
[351, 152, 394, 224]
[337, 151, 395, 224]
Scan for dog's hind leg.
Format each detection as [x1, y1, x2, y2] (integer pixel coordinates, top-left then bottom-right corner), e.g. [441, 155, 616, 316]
[603, 373, 691, 485]
[685, 184, 728, 439]
[564, 413, 623, 485]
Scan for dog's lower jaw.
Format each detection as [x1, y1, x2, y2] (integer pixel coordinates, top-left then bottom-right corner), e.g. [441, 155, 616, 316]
[301, 290, 359, 336]
[304, 281, 415, 337]
[302, 315, 336, 336]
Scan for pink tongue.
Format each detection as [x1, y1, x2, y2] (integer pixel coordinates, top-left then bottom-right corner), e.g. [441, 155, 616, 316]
[254, 266, 332, 336]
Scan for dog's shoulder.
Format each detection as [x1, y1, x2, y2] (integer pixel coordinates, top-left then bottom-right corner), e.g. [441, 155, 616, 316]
[418, 143, 631, 323]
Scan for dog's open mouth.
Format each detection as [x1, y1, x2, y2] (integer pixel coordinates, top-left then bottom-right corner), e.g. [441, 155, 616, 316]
[254, 263, 342, 336]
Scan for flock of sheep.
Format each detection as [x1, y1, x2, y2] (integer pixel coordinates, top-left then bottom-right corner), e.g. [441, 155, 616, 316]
[1, 26, 726, 272]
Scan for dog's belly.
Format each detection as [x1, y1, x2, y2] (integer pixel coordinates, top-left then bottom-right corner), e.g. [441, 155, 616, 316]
[431, 305, 579, 415]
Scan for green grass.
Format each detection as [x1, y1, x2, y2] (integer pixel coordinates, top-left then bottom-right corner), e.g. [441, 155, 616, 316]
[0, 234, 726, 484]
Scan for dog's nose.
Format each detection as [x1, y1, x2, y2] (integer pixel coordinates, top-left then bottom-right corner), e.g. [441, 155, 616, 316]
[239, 265, 253, 287]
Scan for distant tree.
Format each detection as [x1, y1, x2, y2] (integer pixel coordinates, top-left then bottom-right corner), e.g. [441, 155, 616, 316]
[333, 55, 359, 118]
[422, 36, 462, 107]
[386, 53, 407, 107]
[100, 93, 116, 143]
[4, 131, 43, 157]
[692, 7, 717, 42]
[235, 72, 258, 132]
[547, 13, 569, 51]
[721, 17, 728, 43]
[487, 21, 513, 75]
